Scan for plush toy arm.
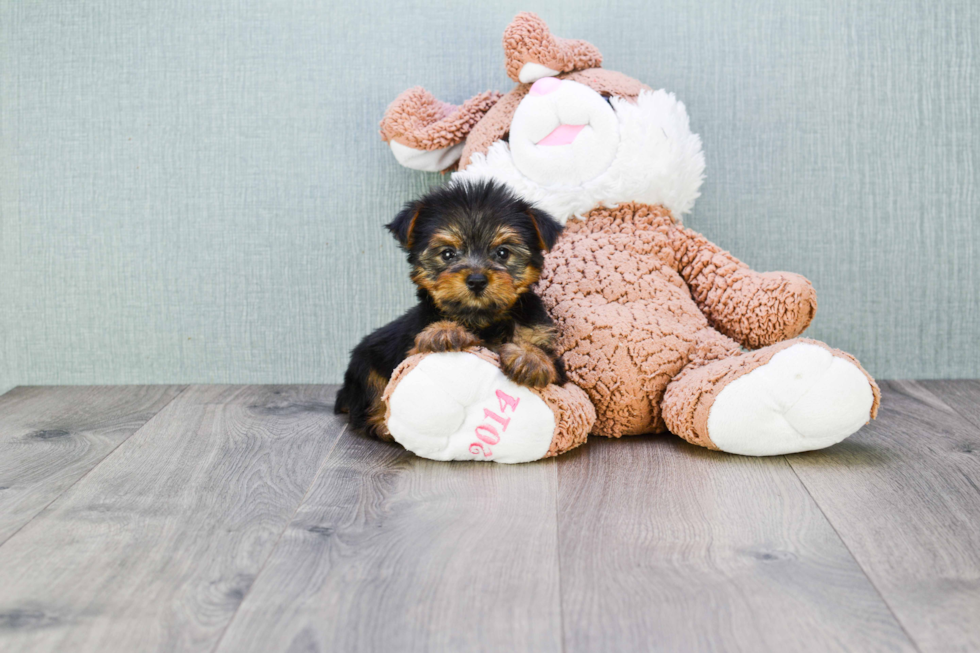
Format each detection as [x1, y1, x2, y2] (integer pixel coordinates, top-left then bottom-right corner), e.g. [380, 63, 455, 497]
[672, 225, 817, 349]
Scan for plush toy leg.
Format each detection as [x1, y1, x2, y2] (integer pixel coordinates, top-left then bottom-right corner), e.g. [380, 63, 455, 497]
[382, 348, 595, 463]
[661, 338, 880, 456]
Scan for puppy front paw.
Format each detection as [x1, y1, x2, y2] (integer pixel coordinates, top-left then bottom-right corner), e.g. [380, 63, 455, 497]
[412, 321, 481, 354]
[498, 343, 557, 388]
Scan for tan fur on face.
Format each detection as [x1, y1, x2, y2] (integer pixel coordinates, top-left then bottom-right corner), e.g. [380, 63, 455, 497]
[428, 230, 464, 251]
[490, 226, 523, 249]
[412, 222, 542, 328]
[416, 265, 541, 328]
[413, 267, 521, 318]
[513, 264, 541, 293]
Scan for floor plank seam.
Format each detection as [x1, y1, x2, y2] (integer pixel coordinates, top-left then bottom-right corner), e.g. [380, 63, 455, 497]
[207, 422, 350, 653]
[783, 457, 923, 653]
[0, 384, 191, 551]
[917, 382, 980, 432]
[4, 383, 976, 651]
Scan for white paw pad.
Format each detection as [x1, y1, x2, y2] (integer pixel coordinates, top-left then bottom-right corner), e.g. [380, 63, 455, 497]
[707, 343, 874, 456]
[386, 352, 556, 463]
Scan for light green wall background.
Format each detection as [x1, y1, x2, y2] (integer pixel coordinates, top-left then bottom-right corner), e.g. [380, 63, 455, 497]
[1, 0, 978, 386]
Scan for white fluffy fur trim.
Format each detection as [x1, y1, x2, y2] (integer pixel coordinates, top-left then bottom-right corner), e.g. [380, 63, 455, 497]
[453, 90, 706, 224]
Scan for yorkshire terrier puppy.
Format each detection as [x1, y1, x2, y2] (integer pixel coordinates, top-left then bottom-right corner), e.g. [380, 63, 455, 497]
[335, 180, 565, 441]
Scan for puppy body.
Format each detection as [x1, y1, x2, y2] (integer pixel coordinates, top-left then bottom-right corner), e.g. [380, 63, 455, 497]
[335, 180, 565, 441]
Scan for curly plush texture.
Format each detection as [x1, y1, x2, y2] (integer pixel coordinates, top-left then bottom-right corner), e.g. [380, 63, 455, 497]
[673, 223, 818, 348]
[562, 68, 650, 100]
[380, 87, 502, 151]
[539, 381, 595, 457]
[536, 202, 827, 437]
[503, 12, 603, 83]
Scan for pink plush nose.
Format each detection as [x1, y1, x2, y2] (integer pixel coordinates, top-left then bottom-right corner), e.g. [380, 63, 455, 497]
[530, 77, 562, 95]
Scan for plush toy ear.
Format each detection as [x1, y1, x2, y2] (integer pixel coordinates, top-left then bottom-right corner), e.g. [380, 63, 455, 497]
[526, 208, 563, 251]
[386, 200, 424, 248]
[380, 87, 502, 173]
[503, 12, 603, 83]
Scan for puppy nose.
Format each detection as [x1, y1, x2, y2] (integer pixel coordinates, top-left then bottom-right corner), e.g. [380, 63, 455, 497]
[530, 77, 562, 96]
[466, 273, 488, 293]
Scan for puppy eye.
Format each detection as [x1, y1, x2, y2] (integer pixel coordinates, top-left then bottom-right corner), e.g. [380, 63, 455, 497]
[440, 249, 457, 262]
[494, 247, 510, 261]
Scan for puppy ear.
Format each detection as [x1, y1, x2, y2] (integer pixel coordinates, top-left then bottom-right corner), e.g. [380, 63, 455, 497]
[526, 208, 563, 251]
[386, 200, 423, 248]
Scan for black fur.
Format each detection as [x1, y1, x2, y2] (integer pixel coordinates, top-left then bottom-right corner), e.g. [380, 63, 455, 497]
[385, 179, 561, 269]
[335, 180, 565, 439]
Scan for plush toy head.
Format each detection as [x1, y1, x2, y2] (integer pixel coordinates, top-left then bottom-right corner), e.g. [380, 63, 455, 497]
[381, 12, 706, 224]
[378, 12, 880, 462]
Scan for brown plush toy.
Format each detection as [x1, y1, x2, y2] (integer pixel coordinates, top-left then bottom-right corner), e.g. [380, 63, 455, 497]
[378, 12, 879, 463]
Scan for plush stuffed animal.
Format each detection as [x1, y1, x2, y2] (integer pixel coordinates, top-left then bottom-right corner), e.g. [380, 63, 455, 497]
[378, 12, 879, 462]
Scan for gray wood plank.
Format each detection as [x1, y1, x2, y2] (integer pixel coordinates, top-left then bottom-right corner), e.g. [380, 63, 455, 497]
[557, 435, 915, 653]
[788, 380, 980, 653]
[918, 379, 980, 430]
[0, 385, 185, 544]
[214, 429, 562, 653]
[0, 384, 345, 653]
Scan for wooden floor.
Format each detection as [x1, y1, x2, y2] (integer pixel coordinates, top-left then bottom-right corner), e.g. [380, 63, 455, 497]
[0, 382, 978, 652]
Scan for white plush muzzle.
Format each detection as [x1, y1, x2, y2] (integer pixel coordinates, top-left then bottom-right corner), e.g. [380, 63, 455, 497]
[454, 88, 706, 225]
[509, 79, 620, 187]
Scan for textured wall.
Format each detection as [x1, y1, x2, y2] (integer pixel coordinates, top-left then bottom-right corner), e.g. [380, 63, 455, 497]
[1, 0, 977, 386]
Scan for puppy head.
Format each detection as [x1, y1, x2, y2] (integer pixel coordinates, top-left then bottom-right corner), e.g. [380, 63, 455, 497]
[386, 180, 562, 326]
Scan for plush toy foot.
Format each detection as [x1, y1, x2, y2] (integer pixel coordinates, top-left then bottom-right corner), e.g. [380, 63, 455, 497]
[382, 348, 595, 463]
[662, 339, 880, 456]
